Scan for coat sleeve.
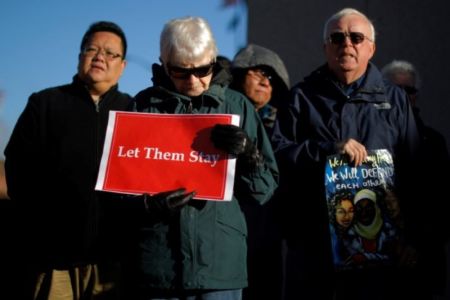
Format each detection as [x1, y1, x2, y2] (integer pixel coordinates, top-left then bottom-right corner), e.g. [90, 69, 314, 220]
[271, 87, 336, 170]
[4, 93, 44, 202]
[234, 97, 279, 205]
[393, 92, 423, 246]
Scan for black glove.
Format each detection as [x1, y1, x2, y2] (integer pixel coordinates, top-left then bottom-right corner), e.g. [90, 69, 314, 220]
[143, 188, 195, 218]
[211, 124, 263, 170]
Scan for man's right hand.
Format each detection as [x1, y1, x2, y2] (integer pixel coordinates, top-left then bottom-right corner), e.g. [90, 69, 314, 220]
[337, 138, 367, 166]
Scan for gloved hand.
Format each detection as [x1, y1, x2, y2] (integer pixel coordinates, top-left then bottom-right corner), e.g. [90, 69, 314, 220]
[211, 124, 263, 170]
[143, 188, 195, 218]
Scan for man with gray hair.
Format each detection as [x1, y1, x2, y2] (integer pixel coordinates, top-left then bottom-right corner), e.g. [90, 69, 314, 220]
[381, 60, 421, 106]
[382, 59, 450, 298]
[272, 8, 426, 299]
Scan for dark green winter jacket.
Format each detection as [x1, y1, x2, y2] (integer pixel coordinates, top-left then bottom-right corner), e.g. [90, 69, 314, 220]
[132, 63, 279, 290]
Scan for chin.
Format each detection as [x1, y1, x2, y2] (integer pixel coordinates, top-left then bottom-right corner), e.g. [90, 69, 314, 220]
[184, 90, 205, 97]
[338, 62, 357, 71]
[86, 72, 105, 82]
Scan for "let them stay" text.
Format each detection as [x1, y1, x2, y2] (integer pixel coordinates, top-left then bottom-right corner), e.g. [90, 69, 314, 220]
[117, 146, 221, 167]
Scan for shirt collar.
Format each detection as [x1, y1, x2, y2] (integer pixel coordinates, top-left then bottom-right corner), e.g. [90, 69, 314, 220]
[335, 73, 366, 96]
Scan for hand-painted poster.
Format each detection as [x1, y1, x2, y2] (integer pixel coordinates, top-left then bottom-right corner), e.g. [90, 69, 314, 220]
[325, 149, 403, 271]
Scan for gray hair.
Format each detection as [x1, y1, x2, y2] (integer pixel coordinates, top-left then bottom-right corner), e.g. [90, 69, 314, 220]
[160, 16, 218, 65]
[323, 8, 376, 43]
[381, 60, 421, 89]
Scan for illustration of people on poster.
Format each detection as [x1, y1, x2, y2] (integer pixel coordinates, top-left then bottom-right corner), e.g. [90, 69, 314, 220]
[325, 149, 403, 271]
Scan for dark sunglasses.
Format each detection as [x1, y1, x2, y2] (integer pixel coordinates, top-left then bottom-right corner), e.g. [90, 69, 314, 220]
[167, 62, 215, 79]
[328, 32, 373, 45]
[400, 85, 418, 95]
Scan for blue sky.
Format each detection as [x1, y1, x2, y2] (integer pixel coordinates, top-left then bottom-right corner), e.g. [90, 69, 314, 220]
[0, 0, 247, 157]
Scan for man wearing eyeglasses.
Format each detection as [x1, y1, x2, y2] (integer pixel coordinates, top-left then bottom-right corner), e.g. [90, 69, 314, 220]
[4, 21, 131, 299]
[126, 16, 278, 300]
[231, 44, 290, 130]
[272, 8, 426, 300]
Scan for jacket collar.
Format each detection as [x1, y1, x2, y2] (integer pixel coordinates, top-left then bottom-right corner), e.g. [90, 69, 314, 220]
[308, 62, 387, 103]
[71, 75, 119, 103]
[352, 62, 387, 102]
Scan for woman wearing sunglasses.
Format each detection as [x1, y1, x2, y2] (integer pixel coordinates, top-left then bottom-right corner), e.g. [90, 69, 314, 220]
[126, 16, 278, 300]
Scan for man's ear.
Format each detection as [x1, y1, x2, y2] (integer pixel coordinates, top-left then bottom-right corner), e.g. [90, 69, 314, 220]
[368, 42, 376, 60]
[119, 59, 127, 77]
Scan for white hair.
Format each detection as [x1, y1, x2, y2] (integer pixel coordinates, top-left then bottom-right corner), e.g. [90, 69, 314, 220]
[160, 16, 218, 65]
[381, 60, 421, 89]
[323, 8, 376, 43]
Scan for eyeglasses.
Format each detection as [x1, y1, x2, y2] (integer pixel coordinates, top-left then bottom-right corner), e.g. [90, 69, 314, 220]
[328, 32, 373, 45]
[82, 46, 122, 61]
[400, 85, 418, 95]
[247, 68, 273, 82]
[167, 62, 215, 79]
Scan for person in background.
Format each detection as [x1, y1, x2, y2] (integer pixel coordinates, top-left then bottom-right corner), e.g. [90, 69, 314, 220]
[381, 60, 449, 159]
[216, 55, 232, 78]
[124, 16, 279, 300]
[0, 158, 14, 298]
[0, 90, 8, 200]
[0, 92, 14, 297]
[231, 44, 290, 132]
[382, 59, 450, 298]
[381, 60, 421, 106]
[271, 7, 427, 299]
[4, 21, 131, 299]
[0, 160, 7, 200]
[230, 44, 290, 300]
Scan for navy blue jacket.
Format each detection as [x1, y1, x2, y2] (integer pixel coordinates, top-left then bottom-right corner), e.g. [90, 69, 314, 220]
[272, 62, 420, 251]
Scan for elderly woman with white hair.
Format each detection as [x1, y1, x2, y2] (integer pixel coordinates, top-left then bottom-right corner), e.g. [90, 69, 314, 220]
[125, 16, 279, 300]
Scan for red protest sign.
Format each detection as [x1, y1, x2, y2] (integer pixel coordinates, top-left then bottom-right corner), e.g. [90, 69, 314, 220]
[96, 111, 239, 201]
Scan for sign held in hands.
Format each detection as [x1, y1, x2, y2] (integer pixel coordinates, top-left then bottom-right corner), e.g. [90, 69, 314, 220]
[96, 111, 240, 201]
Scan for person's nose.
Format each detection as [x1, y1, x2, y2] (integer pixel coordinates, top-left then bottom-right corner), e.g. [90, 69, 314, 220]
[260, 77, 270, 86]
[186, 73, 198, 81]
[92, 49, 107, 61]
[343, 35, 353, 46]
